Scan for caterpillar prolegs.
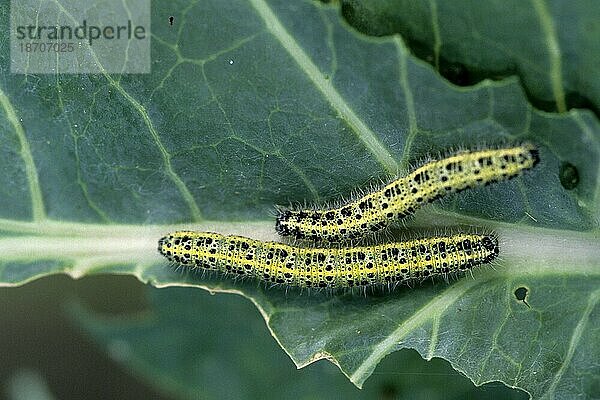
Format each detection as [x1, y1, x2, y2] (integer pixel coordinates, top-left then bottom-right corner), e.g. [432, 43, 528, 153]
[276, 144, 539, 242]
[158, 231, 499, 289]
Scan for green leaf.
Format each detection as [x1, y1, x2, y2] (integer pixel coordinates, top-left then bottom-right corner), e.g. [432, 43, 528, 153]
[1, 0, 599, 399]
[338, 0, 600, 115]
[70, 286, 528, 400]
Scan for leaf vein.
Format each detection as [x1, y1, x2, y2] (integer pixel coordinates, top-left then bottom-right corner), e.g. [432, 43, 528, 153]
[395, 38, 419, 172]
[249, 0, 398, 174]
[0, 87, 46, 221]
[350, 278, 484, 386]
[541, 287, 600, 398]
[107, 78, 202, 221]
[531, 0, 567, 112]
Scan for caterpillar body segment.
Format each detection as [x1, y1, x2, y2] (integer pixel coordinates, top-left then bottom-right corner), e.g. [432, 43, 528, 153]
[276, 144, 539, 242]
[158, 231, 500, 289]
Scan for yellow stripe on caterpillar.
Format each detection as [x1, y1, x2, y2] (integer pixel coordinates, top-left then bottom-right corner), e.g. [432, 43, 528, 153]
[158, 231, 499, 289]
[276, 143, 539, 242]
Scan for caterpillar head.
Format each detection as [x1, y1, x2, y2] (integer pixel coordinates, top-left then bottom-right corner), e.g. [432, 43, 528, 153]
[275, 208, 293, 237]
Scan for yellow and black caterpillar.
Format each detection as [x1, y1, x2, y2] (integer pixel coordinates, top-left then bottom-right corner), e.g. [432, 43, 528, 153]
[276, 144, 539, 241]
[158, 231, 499, 288]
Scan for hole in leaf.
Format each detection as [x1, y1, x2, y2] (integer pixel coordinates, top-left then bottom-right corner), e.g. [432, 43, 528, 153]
[514, 287, 530, 307]
[559, 162, 579, 190]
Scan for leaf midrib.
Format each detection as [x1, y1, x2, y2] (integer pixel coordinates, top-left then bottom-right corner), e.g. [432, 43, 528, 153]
[0, 215, 598, 279]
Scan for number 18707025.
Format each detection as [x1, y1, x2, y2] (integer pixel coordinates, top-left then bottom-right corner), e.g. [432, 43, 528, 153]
[19, 42, 75, 53]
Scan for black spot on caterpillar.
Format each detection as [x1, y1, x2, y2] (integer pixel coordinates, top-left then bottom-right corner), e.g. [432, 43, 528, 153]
[275, 144, 539, 242]
[158, 231, 499, 289]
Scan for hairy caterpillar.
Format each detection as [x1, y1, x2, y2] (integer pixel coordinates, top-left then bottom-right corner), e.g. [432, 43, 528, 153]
[276, 144, 539, 242]
[158, 231, 499, 289]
